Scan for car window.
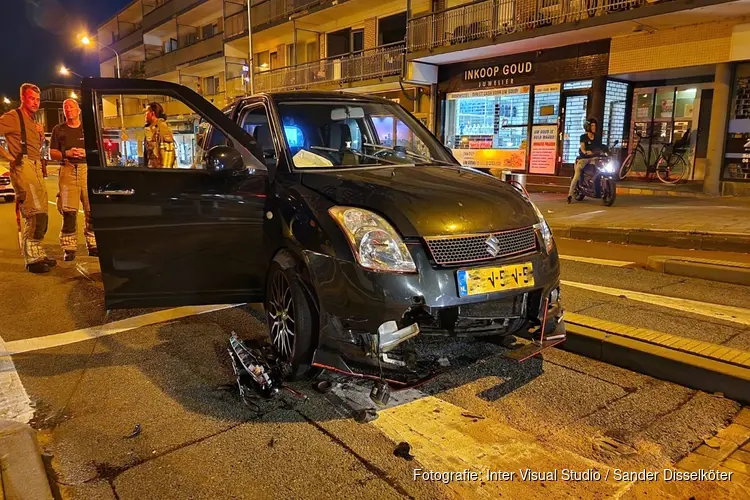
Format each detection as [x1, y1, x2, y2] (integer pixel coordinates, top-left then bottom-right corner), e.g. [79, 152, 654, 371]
[276, 100, 455, 169]
[238, 104, 276, 168]
[97, 93, 231, 169]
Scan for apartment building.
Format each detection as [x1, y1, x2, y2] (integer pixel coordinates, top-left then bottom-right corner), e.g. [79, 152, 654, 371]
[97, 0, 750, 194]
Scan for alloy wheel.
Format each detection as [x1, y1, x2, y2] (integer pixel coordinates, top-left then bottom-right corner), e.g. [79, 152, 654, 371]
[267, 270, 296, 360]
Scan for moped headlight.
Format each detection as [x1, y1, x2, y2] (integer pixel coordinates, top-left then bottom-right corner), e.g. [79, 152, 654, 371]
[329, 207, 417, 273]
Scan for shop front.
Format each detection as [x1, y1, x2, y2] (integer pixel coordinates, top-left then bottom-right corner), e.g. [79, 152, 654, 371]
[437, 41, 629, 177]
[724, 63, 750, 184]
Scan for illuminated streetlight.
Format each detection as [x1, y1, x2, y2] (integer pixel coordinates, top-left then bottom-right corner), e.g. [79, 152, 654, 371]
[60, 65, 83, 79]
[2, 97, 10, 105]
[78, 33, 120, 78]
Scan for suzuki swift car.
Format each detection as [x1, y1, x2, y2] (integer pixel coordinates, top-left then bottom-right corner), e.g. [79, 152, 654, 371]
[80, 78, 564, 379]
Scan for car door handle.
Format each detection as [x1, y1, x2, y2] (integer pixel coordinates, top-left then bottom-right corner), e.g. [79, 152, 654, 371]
[93, 188, 135, 196]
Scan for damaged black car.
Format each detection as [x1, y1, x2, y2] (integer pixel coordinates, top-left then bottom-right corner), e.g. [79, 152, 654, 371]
[81, 78, 565, 383]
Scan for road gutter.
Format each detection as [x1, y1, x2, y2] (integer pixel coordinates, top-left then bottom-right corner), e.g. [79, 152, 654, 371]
[561, 313, 750, 405]
[646, 256, 750, 287]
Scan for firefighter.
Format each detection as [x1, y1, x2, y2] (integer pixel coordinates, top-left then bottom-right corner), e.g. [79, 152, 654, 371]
[49, 98, 97, 261]
[0, 83, 56, 273]
[143, 102, 176, 168]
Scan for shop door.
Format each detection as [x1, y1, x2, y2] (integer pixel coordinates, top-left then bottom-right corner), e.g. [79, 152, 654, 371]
[561, 93, 588, 165]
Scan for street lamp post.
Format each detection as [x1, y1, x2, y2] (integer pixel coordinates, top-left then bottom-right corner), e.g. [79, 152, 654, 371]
[246, 0, 254, 95]
[81, 36, 121, 78]
[60, 66, 84, 79]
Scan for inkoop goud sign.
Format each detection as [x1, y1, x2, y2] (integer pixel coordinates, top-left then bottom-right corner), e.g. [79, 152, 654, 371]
[464, 62, 534, 87]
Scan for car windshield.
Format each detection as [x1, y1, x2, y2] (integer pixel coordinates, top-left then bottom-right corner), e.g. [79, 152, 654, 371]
[276, 100, 458, 169]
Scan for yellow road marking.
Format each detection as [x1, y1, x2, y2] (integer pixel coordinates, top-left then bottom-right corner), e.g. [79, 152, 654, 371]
[559, 255, 634, 267]
[562, 280, 750, 326]
[372, 396, 630, 499]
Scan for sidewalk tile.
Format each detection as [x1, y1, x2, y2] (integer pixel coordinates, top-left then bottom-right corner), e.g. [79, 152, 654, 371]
[722, 458, 750, 475]
[735, 409, 750, 428]
[730, 449, 750, 465]
[716, 424, 750, 446]
[695, 437, 738, 460]
[676, 453, 719, 472]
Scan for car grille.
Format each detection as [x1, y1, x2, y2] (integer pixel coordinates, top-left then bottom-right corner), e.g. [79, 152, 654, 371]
[424, 226, 537, 266]
[0, 177, 9, 186]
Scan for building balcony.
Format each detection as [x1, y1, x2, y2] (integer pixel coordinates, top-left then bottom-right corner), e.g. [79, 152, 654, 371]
[142, 0, 204, 33]
[121, 62, 147, 79]
[145, 34, 224, 77]
[407, 0, 711, 56]
[100, 27, 144, 62]
[254, 42, 405, 92]
[224, 0, 325, 39]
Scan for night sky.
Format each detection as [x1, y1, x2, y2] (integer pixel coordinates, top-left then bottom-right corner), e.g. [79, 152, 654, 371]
[0, 0, 131, 101]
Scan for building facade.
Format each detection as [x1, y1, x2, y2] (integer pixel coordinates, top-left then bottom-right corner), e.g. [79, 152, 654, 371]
[97, 0, 750, 194]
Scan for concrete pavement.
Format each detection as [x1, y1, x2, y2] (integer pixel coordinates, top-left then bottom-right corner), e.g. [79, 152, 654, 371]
[535, 193, 750, 251]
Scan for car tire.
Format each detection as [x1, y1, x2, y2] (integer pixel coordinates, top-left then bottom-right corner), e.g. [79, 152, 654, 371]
[4, 195, 14, 203]
[265, 255, 317, 380]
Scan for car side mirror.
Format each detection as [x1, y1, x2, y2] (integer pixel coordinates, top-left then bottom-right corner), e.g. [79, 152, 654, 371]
[206, 145, 245, 175]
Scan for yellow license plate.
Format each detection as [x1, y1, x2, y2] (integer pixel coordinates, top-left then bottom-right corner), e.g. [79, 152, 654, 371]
[457, 263, 534, 297]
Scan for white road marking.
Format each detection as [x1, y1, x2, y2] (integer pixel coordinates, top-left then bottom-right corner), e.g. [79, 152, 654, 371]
[0, 335, 35, 423]
[1, 304, 242, 355]
[559, 255, 634, 267]
[561, 280, 750, 326]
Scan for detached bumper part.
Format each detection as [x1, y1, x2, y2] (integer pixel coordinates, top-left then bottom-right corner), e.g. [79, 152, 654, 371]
[373, 321, 420, 353]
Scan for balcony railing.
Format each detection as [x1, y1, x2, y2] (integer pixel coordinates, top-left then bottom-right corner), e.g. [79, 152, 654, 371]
[224, 0, 323, 37]
[409, 0, 662, 51]
[121, 62, 147, 79]
[255, 42, 405, 92]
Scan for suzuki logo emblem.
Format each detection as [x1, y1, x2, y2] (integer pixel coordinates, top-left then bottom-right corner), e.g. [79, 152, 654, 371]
[486, 235, 501, 257]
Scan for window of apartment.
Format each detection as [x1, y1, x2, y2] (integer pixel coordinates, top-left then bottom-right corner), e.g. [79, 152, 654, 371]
[203, 76, 220, 96]
[327, 29, 351, 58]
[201, 21, 219, 39]
[352, 29, 364, 53]
[256, 51, 270, 71]
[270, 52, 278, 69]
[378, 12, 407, 46]
[164, 38, 177, 53]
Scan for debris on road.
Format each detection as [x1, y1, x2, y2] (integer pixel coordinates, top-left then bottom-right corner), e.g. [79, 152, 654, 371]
[124, 424, 141, 439]
[353, 408, 378, 423]
[313, 380, 333, 394]
[228, 332, 284, 401]
[370, 380, 391, 406]
[461, 412, 485, 420]
[393, 441, 414, 461]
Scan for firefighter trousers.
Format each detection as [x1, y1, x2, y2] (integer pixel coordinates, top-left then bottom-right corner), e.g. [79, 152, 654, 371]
[57, 162, 96, 252]
[10, 158, 49, 265]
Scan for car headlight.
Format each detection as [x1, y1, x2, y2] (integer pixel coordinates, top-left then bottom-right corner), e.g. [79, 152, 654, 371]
[530, 202, 555, 254]
[329, 207, 417, 273]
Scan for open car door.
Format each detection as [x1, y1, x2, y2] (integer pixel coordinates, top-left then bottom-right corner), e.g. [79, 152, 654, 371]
[81, 78, 269, 309]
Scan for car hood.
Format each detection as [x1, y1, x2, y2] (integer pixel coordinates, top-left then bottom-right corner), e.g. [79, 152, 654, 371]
[301, 165, 539, 237]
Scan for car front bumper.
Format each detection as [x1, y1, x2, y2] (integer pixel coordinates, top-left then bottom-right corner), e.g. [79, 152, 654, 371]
[303, 244, 563, 378]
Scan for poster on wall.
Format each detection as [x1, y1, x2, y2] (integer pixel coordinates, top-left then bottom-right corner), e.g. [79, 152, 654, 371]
[452, 148, 526, 171]
[529, 125, 558, 174]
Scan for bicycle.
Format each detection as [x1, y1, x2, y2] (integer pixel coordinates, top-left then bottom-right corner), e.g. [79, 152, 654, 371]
[618, 131, 689, 184]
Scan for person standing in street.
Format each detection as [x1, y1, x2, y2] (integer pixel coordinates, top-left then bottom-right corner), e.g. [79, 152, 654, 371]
[143, 102, 176, 168]
[0, 83, 56, 273]
[50, 98, 97, 261]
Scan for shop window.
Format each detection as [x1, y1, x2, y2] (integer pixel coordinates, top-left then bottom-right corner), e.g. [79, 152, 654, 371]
[563, 80, 592, 90]
[602, 80, 629, 148]
[533, 85, 560, 125]
[444, 87, 530, 171]
[724, 63, 750, 181]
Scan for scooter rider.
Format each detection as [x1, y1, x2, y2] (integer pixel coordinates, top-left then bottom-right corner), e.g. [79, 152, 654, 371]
[568, 118, 602, 204]
[50, 98, 97, 261]
[0, 83, 56, 273]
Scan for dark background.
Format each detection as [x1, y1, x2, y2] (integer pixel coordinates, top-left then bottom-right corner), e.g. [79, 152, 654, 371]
[0, 0, 129, 102]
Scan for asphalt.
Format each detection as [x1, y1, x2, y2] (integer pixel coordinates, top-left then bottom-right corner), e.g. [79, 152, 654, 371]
[1, 177, 749, 498]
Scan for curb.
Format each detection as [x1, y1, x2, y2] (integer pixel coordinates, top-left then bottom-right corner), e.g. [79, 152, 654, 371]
[647, 256, 750, 286]
[0, 420, 53, 500]
[551, 225, 750, 252]
[562, 322, 750, 405]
